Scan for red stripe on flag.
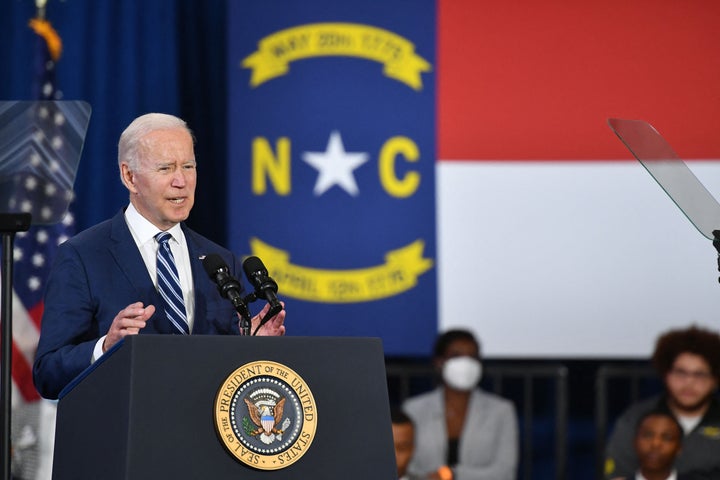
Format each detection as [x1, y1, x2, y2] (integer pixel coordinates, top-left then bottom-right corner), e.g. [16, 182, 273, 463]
[28, 301, 44, 330]
[438, 0, 720, 160]
[12, 339, 41, 402]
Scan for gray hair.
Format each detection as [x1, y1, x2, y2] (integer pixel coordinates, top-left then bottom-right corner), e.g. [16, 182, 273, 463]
[117, 113, 194, 173]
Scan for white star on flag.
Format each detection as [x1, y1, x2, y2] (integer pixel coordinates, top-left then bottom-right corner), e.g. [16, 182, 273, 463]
[302, 131, 369, 196]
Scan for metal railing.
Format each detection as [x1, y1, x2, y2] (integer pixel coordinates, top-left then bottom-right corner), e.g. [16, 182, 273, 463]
[385, 361, 568, 480]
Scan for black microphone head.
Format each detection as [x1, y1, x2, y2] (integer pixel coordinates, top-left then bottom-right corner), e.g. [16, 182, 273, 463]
[202, 253, 229, 278]
[242, 256, 267, 279]
[203, 254, 244, 301]
[242, 256, 278, 299]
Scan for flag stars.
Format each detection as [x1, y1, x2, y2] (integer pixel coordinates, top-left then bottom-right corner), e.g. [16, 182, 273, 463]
[57, 234, 69, 245]
[14, 247, 23, 262]
[32, 253, 45, 268]
[61, 212, 74, 226]
[45, 183, 57, 196]
[30, 152, 41, 167]
[42, 82, 54, 98]
[54, 112, 65, 126]
[51, 136, 63, 151]
[21, 200, 33, 212]
[41, 206, 53, 220]
[36, 230, 49, 244]
[27, 277, 42, 292]
[25, 177, 38, 191]
[302, 131, 369, 197]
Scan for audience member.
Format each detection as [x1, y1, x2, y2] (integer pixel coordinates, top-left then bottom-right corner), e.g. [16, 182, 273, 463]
[609, 410, 683, 480]
[604, 325, 720, 479]
[402, 329, 518, 480]
[391, 407, 417, 480]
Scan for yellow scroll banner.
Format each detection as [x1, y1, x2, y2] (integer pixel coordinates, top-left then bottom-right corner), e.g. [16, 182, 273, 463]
[242, 23, 432, 90]
[250, 237, 434, 303]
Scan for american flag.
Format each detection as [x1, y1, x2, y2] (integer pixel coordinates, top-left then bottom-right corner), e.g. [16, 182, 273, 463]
[7, 16, 72, 405]
[2, 14, 90, 479]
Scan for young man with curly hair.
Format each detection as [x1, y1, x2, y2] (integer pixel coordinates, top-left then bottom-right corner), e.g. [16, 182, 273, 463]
[604, 325, 720, 479]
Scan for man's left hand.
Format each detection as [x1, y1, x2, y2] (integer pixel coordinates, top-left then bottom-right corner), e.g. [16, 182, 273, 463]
[249, 301, 286, 336]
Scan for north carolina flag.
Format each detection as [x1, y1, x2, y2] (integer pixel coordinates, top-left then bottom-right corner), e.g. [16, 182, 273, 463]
[227, 0, 720, 357]
[228, 0, 437, 356]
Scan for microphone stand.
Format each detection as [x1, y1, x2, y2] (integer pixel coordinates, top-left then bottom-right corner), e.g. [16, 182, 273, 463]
[236, 303, 251, 336]
[241, 291, 283, 336]
[242, 292, 259, 335]
[1, 213, 32, 480]
[225, 293, 251, 336]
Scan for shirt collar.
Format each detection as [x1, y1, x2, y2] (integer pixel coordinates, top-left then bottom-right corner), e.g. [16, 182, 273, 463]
[124, 203, 183, 245]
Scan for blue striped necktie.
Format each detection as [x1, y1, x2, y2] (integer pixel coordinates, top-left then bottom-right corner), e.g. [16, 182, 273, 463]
[155, 231, 189, 334]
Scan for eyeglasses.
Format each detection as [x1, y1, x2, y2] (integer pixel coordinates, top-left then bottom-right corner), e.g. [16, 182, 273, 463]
[669, 368, 714, 382]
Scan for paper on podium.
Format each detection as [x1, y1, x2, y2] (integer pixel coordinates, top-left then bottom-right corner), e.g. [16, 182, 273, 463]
[608, 118, 720, 240]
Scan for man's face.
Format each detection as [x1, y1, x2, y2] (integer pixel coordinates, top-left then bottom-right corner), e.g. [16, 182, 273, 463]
[122, 128, 196, 231]
[665, 352, 718, 414]
[634, 414, 682, 475]
[392, 422, 414, 478]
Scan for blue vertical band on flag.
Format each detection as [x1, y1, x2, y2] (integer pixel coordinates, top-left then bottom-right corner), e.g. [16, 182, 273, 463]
[228, 0, 436, 355]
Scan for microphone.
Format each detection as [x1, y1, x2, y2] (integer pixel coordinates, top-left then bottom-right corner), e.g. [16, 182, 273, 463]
[202, 254, 251, 333]
[242, 256, 283, 325]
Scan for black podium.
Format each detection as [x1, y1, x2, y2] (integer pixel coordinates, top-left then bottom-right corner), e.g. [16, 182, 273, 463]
[52, 335, 397, 479]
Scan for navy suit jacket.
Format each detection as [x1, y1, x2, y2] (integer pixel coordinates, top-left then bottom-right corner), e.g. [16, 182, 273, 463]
[33, 209, 243, 399]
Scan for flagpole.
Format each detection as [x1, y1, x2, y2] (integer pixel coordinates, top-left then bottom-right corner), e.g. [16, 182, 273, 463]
[36, 0, 47, 20]
[0, 214, 32, 480]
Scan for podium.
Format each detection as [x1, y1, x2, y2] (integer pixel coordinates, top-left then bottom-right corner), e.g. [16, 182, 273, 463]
[53, 335, 397, 479]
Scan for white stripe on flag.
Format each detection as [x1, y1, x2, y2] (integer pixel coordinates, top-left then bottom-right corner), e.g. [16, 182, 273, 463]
[437, 160, 720, 357]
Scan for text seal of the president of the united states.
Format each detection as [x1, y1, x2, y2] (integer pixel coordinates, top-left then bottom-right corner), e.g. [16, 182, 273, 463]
[214, 360, 317, 470]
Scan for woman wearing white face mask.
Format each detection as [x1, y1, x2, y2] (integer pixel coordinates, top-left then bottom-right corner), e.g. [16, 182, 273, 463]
[402, 330, 518, 480]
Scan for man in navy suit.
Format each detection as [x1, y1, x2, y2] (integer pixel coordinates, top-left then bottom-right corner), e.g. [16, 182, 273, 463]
[33, 113, 286, 400]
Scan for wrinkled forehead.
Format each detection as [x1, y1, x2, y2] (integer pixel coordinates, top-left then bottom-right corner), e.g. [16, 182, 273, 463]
[137, 129, 195, 163]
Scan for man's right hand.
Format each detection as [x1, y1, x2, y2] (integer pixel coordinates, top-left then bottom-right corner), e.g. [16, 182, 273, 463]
[103, 302, 155, 352]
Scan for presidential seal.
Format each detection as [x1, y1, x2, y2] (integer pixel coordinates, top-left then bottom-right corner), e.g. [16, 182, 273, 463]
[214, 360, 317, 470]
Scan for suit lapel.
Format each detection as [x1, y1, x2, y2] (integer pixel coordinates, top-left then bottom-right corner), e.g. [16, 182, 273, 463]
[183, 224, 210, 333]
[108, 210, 169, 333]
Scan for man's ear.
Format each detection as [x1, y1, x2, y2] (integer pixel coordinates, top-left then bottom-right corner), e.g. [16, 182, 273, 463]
[120, 163, 138, 193]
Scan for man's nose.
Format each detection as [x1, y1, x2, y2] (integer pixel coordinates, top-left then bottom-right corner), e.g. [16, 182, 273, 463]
[171, 169, 187, 187]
